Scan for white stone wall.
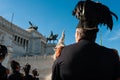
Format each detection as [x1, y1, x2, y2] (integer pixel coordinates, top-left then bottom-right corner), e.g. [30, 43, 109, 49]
[46, 43, 56, 55]
[0, 16, 56, 57]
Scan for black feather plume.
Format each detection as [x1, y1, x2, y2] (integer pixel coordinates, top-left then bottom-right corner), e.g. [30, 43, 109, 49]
[72, 0, 118, 30]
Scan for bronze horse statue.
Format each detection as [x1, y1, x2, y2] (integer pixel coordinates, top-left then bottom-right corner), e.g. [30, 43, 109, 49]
[47, 31, 58, 43]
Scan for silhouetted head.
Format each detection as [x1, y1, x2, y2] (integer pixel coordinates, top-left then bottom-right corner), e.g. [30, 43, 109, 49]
[10, 60, 20, 72]
[0, 45, 8, 60]
[32, 69, 39, 76]
[23, 63, 31, 74]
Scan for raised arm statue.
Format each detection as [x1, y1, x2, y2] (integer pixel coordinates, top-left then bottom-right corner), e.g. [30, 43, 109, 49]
[28, 21, 38, 30]
[55, 30, 65, 48]
[53, 30, 65, 60]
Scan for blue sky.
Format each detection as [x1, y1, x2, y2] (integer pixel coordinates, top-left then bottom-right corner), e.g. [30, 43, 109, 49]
[0, 0, 120, 55]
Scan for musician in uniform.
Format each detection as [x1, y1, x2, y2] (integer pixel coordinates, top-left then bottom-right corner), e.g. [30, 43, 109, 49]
[52, 0, 120, 80]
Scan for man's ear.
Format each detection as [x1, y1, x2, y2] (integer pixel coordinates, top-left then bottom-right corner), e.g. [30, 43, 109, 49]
[77, 30, 80, 39]
[76, 30, 81, 42]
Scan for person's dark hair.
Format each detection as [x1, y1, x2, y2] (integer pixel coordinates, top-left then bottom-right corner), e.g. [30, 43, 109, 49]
[77, 27, 99, 42]
[10, 60, 20, 71]
[23, 63, 31, 75]
[0, 45, 8, 59]
[32, 69, 39, 76]
[83, 29, 98, 41]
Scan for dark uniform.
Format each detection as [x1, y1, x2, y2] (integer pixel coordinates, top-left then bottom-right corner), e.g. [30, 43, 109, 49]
[8, 60, 24, 80]
[33, 77, 39, 80]
[0, 63, 8, 80]
[23, 74, 34, 80]
[8, 71, 23, 80]
[52, 40, 120, 80]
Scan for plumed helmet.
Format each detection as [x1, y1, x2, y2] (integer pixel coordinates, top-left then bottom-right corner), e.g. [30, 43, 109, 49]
[72, 0, 118, 30]
[0, 44, 8, 58]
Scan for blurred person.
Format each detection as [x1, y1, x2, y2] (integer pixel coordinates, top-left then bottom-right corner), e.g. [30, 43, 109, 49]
[52, 0, 120, 80]
[32, 68, 39, 80]
[23, 63, 34, 80]
[8, 60, 24, 80]
[0, 44, 9, 80]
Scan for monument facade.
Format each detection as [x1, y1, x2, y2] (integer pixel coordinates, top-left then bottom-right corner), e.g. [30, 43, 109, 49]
[0, 16, 55, 58]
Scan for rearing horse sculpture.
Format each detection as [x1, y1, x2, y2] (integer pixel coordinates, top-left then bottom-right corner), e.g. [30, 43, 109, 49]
[47, 31, 58, 43]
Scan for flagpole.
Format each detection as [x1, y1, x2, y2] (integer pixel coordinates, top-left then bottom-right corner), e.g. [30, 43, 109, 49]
[11, 13, 14, 29]
[100, 30, 102, 46]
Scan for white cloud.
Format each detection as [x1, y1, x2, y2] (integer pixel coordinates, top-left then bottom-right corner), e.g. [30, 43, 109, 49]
[108, 29, 120, 41]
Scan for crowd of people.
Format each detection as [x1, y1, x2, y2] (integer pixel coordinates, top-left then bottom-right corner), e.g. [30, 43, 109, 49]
[0, 44, 39, 80]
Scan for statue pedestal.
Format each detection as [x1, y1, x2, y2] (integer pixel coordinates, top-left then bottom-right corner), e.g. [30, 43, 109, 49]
[46, 43, 56, 55]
